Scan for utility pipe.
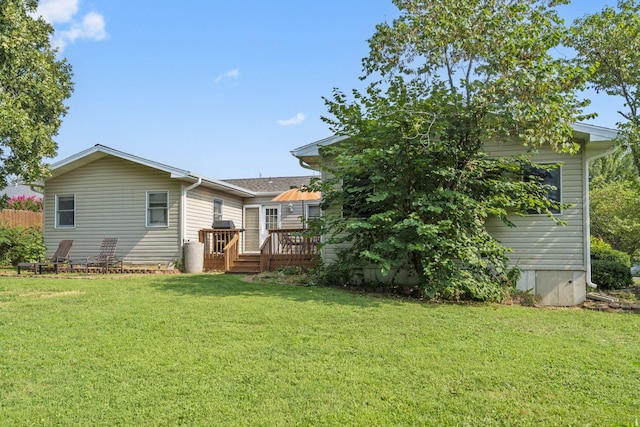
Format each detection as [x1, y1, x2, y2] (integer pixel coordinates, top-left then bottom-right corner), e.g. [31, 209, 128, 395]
[181, 177, 202, 245]
[583, 144, 617, 289]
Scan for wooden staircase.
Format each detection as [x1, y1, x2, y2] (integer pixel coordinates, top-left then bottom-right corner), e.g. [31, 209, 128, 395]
[227, 254, 261, 274]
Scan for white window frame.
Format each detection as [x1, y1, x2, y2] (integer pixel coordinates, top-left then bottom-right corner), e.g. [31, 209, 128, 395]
[307, 203, 321, 220]
[55, 194, 76, 229]
[264, 205, 280, 231]
[213, 197, 224, 223]
[146, 191, 169, 227]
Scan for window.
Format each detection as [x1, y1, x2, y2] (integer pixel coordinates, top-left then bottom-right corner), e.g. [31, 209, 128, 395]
[307, 204, 321, 220]
[341, 173, 374, 219]
[213, 198, 223, 223]
[265, 207, 279, 230]
[56, 194, 75, 228]
[147, 191, 169, 227]
[524, 165, 561, 214]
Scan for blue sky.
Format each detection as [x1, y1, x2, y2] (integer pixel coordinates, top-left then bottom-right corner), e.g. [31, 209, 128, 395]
[37, 0, 622, 179]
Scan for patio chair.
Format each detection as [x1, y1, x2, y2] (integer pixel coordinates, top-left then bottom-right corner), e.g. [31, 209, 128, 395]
[17, 239, 74, 274]
[73, 238, 123, 273]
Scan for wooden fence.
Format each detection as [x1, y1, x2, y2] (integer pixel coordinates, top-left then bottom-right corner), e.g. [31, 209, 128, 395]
[0, 209, 43, 229]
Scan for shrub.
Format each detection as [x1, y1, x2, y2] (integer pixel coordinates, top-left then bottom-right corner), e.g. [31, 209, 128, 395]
[591, 236, 631, 267]
[0, 226, 45, 265]
[6, 195, 43, 212]
[315, 261, 353, 287]
[591, 259, 633, 290]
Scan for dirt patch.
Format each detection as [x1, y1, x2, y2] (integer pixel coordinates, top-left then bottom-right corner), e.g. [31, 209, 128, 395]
[242, 271, 314, 287]
[583, 285, 640, 313]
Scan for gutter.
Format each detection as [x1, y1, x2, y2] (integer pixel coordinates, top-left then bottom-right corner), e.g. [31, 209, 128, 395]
[181, 177, 202, 245]
[298, 158, 316, 171]
[583, 143, 617, 289]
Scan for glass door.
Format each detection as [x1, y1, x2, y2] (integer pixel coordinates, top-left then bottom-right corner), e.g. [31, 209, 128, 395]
[243, 206, 260, 253]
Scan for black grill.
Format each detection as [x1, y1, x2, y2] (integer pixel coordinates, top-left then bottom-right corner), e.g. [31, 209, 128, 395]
[212, 220, 235, 229]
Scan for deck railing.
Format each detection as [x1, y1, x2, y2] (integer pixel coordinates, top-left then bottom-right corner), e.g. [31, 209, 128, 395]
[199, 228, 243, 271]
[198, 228, 320, 272]
[224, 233, 240, 271]
[263, 228, 320, 271]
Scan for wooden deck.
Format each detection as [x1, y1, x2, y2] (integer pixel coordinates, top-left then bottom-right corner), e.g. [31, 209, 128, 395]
[199, 228, 320, 273]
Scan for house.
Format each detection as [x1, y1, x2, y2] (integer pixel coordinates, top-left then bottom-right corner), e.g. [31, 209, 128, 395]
[34, 144, 319, 270]
[0, 183, 41, 199]
[291, 123, 618, 306]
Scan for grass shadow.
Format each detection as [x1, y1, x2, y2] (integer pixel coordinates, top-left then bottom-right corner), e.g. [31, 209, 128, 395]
[150, 273, 399, 308]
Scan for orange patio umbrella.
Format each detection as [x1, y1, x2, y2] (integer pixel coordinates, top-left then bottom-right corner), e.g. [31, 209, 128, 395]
[271, 187, 321, 219]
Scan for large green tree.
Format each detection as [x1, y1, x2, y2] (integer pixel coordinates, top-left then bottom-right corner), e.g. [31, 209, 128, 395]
[589, 146, 639, 190]
[318, 0, 590, 301]
[590, 181, 640, 259]
[588, 147, 640, 258]
[571, 0, 640, 175]
[0, 0, 73, 187]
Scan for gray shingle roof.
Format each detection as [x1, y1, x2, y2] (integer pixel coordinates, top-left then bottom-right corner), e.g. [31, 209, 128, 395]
[222, 176, 316, 193]
[0, 184, 41, 199]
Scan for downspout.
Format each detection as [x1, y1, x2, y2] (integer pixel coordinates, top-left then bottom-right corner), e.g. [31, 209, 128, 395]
[181, 177, 202, 245]
[583, 145, 617, 289]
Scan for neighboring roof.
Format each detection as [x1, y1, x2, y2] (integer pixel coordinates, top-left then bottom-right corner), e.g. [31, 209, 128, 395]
[292, 123, 619, 168]
[222, 176, 315, 194]
[0, 184, 41, 198]
[44, 144, 256, 198]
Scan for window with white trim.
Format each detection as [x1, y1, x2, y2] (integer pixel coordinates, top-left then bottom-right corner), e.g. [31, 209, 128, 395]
[265, 207, 279, 230]
[147, 191, 169, 227]
[307, 204, 321, 220]
[213, 198, 223, 223]
[56, 194, 75, 228]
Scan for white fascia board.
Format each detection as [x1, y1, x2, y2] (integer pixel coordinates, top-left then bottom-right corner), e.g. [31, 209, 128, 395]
[291, 135, 348, 158]
[52, 144, 192, 178]
[572, 122, 619, 142]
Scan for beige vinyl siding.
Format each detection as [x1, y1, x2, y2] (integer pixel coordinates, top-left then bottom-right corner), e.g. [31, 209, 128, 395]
[44, 156, 182, 265]
[185, 186, 243, 241]
[319, 168, 349, 265]
[246, 195, 308, 229]
[484, 141, 586, 270]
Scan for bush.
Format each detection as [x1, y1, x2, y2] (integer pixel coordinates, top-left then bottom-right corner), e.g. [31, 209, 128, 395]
[0, 226, 45, 265]
[6, 195, 43, 212]
[314, 261, 353, 287]
[591, 259, 634, 290]
[591, 236, 631, 267]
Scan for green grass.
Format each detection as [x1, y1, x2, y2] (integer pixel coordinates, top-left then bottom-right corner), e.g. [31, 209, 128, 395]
[0, 274, 638, 426]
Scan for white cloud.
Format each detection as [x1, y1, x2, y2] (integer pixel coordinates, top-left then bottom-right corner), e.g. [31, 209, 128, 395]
[53, 12, 107, 51]
[36, 0, 79, 24]
[34, 0, 107, 52]
[277, 113, 306, 126]
[215, 69, 240, 83]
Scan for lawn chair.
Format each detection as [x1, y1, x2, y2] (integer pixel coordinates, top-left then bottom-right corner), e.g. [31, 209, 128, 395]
[17, 240, 74, 274]
[74, 238, 123, 273]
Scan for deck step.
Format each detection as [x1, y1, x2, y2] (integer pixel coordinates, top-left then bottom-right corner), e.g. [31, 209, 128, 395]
[227, 254, 261, 273]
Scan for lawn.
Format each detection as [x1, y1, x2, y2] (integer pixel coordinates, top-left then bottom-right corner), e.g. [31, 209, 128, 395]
[0, 274, 638, 426]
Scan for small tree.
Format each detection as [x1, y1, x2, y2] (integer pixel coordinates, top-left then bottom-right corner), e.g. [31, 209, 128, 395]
[318, 0, 589, 301]
[0, 0, 74, 187]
